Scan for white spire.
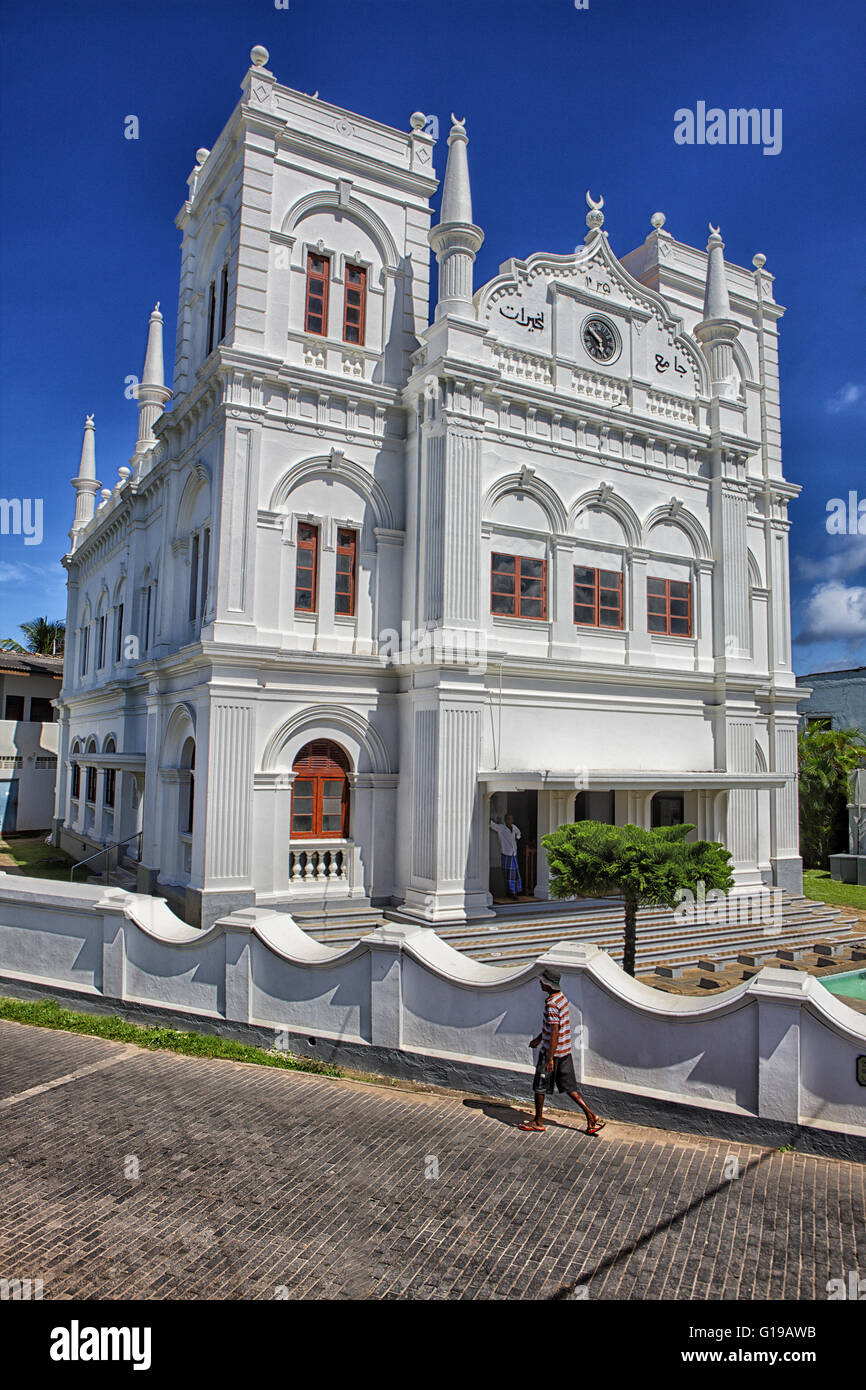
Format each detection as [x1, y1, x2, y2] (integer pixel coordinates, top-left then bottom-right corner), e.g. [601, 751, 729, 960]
[77, 413, 96, 481]
[695, 224, 740, 399]
[428, 115, 484, 320]
[70, 415, 101, 543]
[703, 224, 731, 319]
[141, 302, 165, 387]
[440, 115, 474, 225]
[132, 303, 172, 471]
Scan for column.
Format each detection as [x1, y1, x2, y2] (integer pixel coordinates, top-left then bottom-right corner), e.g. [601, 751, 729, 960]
[550, 539, 576, 660]
[136, 681, 161, 895]
[770, 718, 802, 892]
[253, 771, 293, 899]
[402, 695, 489, 922]
[626, 549, 652, 664]
[723, 716, 762, 891]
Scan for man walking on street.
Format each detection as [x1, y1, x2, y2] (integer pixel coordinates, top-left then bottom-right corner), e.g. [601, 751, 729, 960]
[519, 968, 605, 1135]
[490, 812, 522, 898]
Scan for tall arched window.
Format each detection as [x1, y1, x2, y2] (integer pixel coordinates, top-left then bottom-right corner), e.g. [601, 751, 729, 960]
[290, 741, 350, 839]
[85, 740, 98, 804]
[181, 738, 195, 835]
[103, 738, 116, 807]
[70, 742, 81, 803]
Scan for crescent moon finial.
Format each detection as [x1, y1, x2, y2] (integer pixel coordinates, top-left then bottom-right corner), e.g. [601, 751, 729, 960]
[709, 222, 721, 237]
[451, 113, 465, 127]
[586, 190, 604, 211]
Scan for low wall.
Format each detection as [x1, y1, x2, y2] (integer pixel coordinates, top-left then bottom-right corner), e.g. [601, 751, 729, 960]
[0, 873, 864, 1157]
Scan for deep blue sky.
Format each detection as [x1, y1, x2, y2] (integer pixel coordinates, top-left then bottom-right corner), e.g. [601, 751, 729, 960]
[1, 0, 863, 673]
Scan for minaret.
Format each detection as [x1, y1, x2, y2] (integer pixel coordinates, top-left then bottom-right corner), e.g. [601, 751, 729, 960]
[70, 415, 100, 544]
[428, 115, 484, 319]
[132, 303, 172, 471]
[694, 225, 740, 399]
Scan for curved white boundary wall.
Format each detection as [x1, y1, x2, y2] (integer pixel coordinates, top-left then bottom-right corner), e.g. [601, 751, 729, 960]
[0, 874, 864, 1138]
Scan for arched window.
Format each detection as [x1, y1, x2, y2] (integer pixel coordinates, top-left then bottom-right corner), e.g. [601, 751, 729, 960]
[85, 740, 97, 804]
[70, 743, 81, 802]
[103, 739, 116, 807]
[181, 738, 195, 835]
[290, 740, 350, 839]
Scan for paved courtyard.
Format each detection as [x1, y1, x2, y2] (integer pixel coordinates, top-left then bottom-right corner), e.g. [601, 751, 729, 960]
[0, 1019, 863, 1300]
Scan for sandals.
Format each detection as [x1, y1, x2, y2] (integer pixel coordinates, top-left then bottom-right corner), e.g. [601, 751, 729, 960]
[586, 1117, 606, 1136]
[518, 1120, 546, 1132]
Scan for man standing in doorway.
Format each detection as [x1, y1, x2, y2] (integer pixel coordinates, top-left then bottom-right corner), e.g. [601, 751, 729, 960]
[519, 968, 605, 1136]
[490, 812, 522, 898]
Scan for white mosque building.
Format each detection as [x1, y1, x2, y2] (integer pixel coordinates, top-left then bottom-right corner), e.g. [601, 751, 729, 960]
[54, 45, 803, 929]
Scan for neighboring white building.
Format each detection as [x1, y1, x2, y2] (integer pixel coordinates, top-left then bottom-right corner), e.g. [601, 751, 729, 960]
[0, 653, 61, 832]
[53, 46, 804, 928]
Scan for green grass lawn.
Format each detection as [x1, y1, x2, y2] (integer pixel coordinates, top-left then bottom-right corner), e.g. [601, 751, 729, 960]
[803, 869, 866, 911]
[0, 995, 343, 1077]
[0, 835, 96, 881]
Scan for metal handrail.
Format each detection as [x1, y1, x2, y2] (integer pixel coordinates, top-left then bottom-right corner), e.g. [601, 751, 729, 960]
[70, 830, 143, 885]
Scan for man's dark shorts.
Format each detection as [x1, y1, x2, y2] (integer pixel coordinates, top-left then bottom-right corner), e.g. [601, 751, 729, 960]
[532, 1051, 577, 1094]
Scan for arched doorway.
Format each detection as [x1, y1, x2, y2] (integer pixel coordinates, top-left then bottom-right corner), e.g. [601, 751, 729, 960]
[290, 740, 350, 839]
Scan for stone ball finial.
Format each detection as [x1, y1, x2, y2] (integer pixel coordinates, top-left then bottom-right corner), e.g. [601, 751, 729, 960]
[651, 211, 666, 230]
[752, 253, 766, 270]
[118, 466, 132, 482]
[250, 45, 269, 68]
[195, 148, 210, 166]
[410, 111, 426, 131]
[100, 488, 112, 502]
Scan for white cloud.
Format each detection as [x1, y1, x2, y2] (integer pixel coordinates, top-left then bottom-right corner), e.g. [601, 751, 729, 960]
[0, 561, 43, 584]
[827, 383, 864, 414]
[794, 533, 866, 581]
[797, 580, 866, 645]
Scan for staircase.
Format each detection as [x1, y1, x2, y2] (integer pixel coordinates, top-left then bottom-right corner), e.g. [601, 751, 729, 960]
[296, 892, 865, 979]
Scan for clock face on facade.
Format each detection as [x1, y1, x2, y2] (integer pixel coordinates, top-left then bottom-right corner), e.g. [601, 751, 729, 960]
[582, 316, 620, 363]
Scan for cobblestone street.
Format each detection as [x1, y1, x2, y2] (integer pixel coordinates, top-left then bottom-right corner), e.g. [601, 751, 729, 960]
[0, 1019, 863, 1300]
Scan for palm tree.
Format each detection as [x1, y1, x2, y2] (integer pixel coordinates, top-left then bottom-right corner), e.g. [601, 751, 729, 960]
[798, 725, 866, 869]
[1, 618, 65, 656]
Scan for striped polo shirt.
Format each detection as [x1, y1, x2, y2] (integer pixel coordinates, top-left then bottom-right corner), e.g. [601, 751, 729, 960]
[541, 990, 572, 1058]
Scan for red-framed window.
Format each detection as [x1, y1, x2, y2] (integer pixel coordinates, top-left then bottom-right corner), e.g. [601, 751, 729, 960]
[335, 528, 357, 616]
[295, 523, 319, 612]
[305, 253, 330, 336]
[573, 566, 623, 629]
[647, 576, 692, 637]
[491, 553, 547, 620]
[343, 264, 367, 345]
[290, 740, 350, 839]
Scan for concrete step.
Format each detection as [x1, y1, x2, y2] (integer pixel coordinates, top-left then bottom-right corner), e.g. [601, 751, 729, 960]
[443, 911, 858, 960]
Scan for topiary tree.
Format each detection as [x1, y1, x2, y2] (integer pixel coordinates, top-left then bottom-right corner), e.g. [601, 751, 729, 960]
[541, 820, 734, 977]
